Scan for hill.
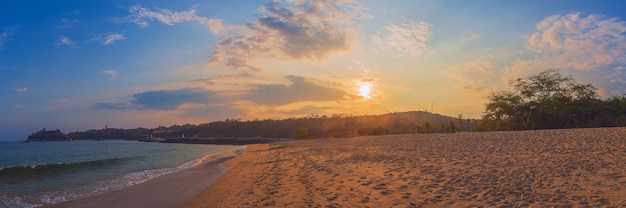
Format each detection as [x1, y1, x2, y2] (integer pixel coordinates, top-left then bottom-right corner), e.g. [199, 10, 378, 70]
[60, 111, 469, 141]
[25, 129, 70, 142]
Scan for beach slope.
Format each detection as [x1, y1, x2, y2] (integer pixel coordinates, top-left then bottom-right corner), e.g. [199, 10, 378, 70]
[182, 128, 626, 207]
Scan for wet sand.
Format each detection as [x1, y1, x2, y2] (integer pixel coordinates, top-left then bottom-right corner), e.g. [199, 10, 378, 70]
[182, 128, 626, 207]
[45, 150, 242, 208]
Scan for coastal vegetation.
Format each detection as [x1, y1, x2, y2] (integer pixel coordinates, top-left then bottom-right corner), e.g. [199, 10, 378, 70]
[473, 69, 626, 131]
[26, 70, 625, 142]
[27, 111, 464, 142]
[26, 129, 69, 142]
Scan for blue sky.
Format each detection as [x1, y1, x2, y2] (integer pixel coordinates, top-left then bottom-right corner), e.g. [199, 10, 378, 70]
[2, 0, 626, 140]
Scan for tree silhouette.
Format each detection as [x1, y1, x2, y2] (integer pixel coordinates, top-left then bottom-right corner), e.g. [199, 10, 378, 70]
[292, 127, 309, 140]
[478, 69, 626, 130]
[448, 121, 458, 133]
[424, 121, 432, 133]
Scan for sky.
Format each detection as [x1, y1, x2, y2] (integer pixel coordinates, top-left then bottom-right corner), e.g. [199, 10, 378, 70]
[2, 0, 626, 140]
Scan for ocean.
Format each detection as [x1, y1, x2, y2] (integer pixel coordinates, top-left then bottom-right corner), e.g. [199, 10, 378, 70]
[0, 140, 242, 208]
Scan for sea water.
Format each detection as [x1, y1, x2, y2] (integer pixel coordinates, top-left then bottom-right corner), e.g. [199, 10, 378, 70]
[0, 140, 242, 208]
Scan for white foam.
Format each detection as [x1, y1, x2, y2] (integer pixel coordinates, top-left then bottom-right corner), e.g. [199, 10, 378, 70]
[121, 153, 220, 186]
[0, 195, 41, 208]
[14, 153, 223, 206]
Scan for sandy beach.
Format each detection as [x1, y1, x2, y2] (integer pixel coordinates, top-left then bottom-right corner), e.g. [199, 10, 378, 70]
[182, 127, 626, 207]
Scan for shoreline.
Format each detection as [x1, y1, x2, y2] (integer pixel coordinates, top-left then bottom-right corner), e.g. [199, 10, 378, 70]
[43, 148, 244, 208]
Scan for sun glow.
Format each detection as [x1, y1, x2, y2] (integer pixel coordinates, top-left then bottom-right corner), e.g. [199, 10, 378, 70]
[357, 81, 372, 99]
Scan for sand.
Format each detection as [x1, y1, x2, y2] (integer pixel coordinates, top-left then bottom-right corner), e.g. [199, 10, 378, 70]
[182, 127, 626, 207]
[45, 150, 242, 208]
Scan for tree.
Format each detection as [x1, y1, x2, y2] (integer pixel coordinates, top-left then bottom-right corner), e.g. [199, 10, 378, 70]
[456, 114, 465, 125]
[448, 121, 458, 133]
[292, 127, 309, 139]
[423, 122, 433, 133]
[414, 124, 423, 133]
[322, 126, 358, 138]
[609, 95, 626, 125]
[482, 69, 599, 130]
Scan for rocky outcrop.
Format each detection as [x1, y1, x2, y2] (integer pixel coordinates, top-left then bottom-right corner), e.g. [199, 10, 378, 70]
[26, 129, 70, 142]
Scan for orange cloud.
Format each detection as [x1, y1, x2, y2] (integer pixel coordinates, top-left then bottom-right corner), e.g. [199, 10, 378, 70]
[207, 0, 365, 71]
[244, 76, 358, 105]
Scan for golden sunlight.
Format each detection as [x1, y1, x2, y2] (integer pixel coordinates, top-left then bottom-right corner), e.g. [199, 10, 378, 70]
[357, 81, 372, 99]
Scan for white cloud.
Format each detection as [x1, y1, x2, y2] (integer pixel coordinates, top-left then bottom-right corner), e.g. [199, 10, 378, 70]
[128, 5, 224, 35]
[101, 70, 118, 78]
[524, 13, 626, 71]
[103, 34, 126, 45]
[56, 36, 75, 47]
[0, 28, 14, 49]
[13, 87, 28, 92]
[503, 12, 626, 97]
[0, 33, 8, 47]
[446, 60, 498, 92]
[372, 21, 431, 56]
[207, 0, 365, 71]
[465, 32, 481, 41]
[58, 19, 79, 28]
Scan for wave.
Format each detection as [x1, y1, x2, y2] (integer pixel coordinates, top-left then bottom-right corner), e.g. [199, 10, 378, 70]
[0, 157, 134, 183]
[39, 153, 222, 205]
[0, 153, 223, 207]
[0, 195, 39, 208]
[120, 153, 221, 187]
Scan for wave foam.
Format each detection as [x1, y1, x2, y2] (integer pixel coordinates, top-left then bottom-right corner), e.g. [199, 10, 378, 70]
[0, 153, 222, 207]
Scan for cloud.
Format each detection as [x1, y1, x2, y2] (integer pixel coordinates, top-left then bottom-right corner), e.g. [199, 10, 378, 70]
[58, 19, 79, 28]
[372, 21, 431, 56]
[96, 75, 356, 113]
[445, 60, 498, 92]
[503, 12, 626, 97]
[56, 36, 75, 47]
[13, 87, 28, 92]
[181, 103, 245, 119]
[101, 70, 118, 78]
[187, 73, 254, 86]
[90, 33, 126, 45]
[244, 76, 358, 105]
[95, 88, 218, 111]
[595, 66, 626, 97]
[207, 0, 365, 71]
[131, 88, 216, 110]
[524, 13, 626, 70]
[94, 102, 139, 110]
[103, 34, 126, 45]
[464, 32, 481, 41]
[127, 5, 224, 34]
[188, 78, 215, 85]
[0, 28, 14, 49]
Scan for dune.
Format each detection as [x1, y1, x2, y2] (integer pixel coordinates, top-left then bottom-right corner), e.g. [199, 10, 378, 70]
[182, 127, 626, 207]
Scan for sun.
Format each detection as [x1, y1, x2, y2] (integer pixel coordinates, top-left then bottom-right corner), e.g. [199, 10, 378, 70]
[357, 81, 372, 99]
